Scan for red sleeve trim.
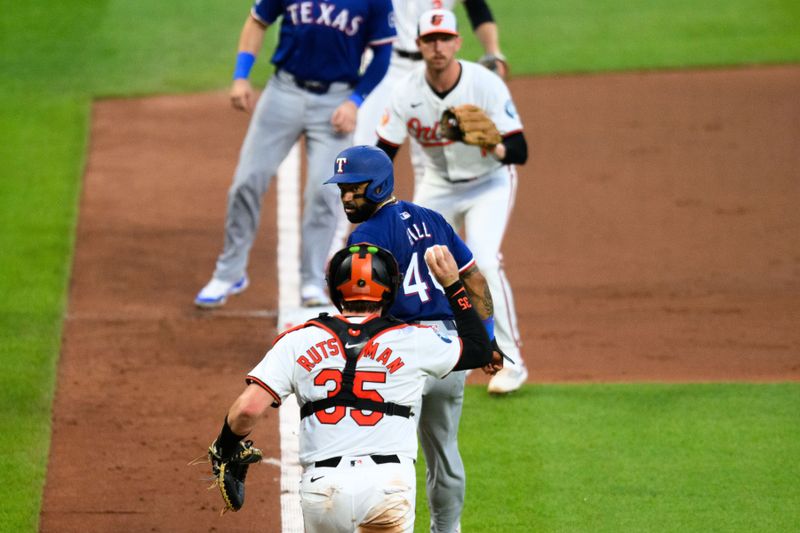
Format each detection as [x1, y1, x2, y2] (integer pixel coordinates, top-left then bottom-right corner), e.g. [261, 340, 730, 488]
[502, 129, 524, 138]
[249, 10, 269, 26]
[272, 321, 312, 346]
[245, 375, 282, 407]
[458, 258, 476, 273]
[377, 135, 401, 148]
[369, 36, 397, 46]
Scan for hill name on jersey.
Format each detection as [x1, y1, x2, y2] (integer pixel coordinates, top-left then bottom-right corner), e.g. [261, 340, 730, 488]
[406, 220, 433, 245]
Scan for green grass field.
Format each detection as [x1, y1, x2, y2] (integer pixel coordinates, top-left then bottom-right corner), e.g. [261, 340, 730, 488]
[416, 385, 800, 532]
[1, 1, 799, 530]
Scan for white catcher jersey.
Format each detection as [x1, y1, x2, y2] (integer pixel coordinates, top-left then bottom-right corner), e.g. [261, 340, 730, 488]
[377, 60, 523, 182]
[392, 0, 459, 52]
[246, 316, 462, 466]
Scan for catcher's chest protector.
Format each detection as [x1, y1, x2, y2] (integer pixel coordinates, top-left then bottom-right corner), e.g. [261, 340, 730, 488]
[299, 314, 412, 420]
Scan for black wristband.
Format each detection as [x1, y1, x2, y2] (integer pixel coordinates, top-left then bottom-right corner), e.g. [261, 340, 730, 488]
[444, 280, 468, 300]
[217, 416, 248, 460]
[445, 280, 493, 371]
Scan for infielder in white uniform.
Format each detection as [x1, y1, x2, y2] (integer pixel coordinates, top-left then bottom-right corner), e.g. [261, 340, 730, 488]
[208, 243, 494, 532]
[376, 9, 529, 394]
[354, 0, 508, 183]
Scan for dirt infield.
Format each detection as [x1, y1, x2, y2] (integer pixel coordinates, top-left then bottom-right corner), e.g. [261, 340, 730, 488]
[40, 65, 799, 531]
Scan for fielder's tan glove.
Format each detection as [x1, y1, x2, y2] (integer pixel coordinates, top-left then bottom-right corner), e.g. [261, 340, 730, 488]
[440, 104, 502, 149]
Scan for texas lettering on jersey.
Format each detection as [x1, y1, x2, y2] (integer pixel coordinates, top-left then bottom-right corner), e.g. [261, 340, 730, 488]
[284, 2, 363, 36]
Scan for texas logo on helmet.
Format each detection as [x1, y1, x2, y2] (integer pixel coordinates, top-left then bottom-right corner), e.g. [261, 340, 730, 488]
[336, 157, 348, 173]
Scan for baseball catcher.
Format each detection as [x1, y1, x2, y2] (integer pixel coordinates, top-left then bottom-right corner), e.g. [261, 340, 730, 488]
[195, 423, 263, 515]
[440, 104, 503, 149]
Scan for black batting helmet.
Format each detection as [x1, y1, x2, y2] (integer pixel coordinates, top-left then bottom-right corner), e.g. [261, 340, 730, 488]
[326, 243, 401, 313]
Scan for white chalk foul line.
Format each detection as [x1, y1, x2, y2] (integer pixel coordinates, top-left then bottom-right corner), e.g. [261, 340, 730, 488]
[276, 143, 305, 533]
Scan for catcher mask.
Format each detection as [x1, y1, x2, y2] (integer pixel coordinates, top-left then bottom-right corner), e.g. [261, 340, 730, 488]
[324, 145, 394, 204]
[326, 243, 401, 313]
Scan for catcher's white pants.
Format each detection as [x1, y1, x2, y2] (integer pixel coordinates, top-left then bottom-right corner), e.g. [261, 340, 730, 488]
[300, 455, 416, 533]
[414, 167, 523, 368]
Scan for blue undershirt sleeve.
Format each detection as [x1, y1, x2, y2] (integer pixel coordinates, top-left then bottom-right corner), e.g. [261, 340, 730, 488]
[349, 43, 393, 107]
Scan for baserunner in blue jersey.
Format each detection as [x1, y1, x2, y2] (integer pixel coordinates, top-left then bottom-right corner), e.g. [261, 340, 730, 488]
[195, 0, 396, 309]
[326, 145, 505, 533]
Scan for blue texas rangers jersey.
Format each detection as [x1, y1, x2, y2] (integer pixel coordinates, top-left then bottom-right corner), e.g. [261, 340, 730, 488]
[348, 200, 475, 321]
[251, 0, 396, 84]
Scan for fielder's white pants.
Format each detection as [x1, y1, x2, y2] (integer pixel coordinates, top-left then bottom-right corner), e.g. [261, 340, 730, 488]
[414, 167, 524, 367]
[300, 455, 416, 533]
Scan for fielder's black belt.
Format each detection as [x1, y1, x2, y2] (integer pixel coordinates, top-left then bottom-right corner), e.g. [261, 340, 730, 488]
[315, 454, 400, 468]
[395, 48, 423, 61]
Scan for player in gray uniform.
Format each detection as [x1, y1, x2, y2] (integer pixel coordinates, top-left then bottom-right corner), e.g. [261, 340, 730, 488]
[195, 0, 396, 308]
[326, 146, 506, 533]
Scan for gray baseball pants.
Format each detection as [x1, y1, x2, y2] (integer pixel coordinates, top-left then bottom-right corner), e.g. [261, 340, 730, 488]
[419, 365, 467, 533]
[212, 70, 352, 292]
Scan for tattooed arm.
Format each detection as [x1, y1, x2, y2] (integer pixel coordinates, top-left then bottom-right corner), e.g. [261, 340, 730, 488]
[459, 263, 504, 374]
[459, 263, 493, 320]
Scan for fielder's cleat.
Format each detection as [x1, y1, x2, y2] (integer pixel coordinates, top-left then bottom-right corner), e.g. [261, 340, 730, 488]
[194, 275, 249, 308]
[300, 285, 329, 308]
[487, 365, 528, 395]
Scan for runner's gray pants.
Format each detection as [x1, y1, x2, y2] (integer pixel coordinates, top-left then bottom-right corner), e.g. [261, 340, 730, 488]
[418, 370, 467, 533]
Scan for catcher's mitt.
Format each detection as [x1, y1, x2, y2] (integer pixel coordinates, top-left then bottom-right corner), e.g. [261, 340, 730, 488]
[207, 439, 263, 515]
[440, 104, 502, 149]
[478, 53, 509, 79]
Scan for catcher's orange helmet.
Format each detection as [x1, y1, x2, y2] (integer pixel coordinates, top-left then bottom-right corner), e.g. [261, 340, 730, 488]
[326, 243, 401, 313]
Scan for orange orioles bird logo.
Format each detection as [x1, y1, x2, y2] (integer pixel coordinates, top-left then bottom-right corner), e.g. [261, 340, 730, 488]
[431, 14, 444, 26]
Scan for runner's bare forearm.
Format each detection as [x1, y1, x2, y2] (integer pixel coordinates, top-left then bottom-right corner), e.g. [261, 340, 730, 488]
[460, 264, 493, 319]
